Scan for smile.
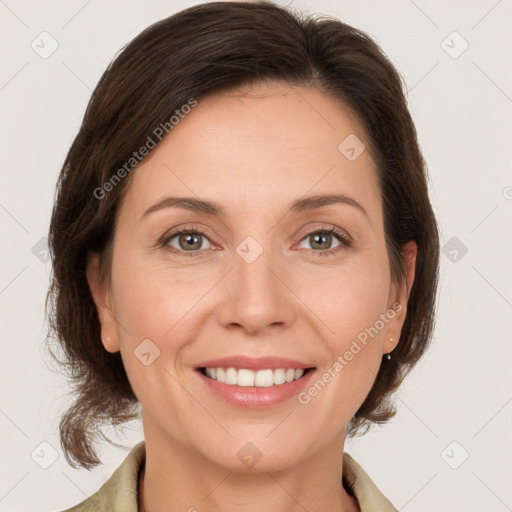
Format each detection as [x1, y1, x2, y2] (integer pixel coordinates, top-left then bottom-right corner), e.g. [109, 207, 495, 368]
[200, 367, 313, 387]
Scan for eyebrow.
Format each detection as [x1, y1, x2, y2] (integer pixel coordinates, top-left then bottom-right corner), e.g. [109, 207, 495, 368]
[142, 193, 368, 220]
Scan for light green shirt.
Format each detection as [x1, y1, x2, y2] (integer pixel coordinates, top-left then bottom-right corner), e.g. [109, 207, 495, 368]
[62, 441, 397, 511]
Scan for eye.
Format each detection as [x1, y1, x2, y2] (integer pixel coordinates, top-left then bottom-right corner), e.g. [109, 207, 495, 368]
[296, 227, 351, 256]
[160, 225, 351, 258]
[164, 229, 213, 255]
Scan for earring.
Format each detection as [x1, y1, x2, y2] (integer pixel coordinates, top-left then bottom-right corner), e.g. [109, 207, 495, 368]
[106, 337, 111, 342]
[386, 337, 393, 360]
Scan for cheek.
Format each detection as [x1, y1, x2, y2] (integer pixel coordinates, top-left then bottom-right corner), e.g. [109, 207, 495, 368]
[111, 249, 212, 340]
[296, 253, 391, 344]
[294, 255, 391, 417]
[109, 255, 206, 418]
[109, 252, 221, 399]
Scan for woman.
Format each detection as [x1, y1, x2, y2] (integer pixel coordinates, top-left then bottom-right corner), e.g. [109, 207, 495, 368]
[46, 2, 439, 511]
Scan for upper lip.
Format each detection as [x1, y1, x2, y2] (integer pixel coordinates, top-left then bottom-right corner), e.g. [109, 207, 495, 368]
[196, 355, 315, 371]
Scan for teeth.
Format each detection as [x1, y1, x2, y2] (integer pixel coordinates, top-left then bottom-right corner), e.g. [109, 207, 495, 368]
[238, 369, 255, 386]
[273, 368, 286, 385]
[225, 367, 237, 385]
[203, 367, 307, 387]
[255, 369, 274, 387]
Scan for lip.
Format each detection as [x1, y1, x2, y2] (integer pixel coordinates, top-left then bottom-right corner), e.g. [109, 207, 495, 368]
[196, 368, 315, 409]
[194, 358, 316, 409]
[196, 355, 314, 371]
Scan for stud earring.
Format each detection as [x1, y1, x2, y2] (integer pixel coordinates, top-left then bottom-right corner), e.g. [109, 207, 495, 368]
[106, 337, 111, 342]
[386, 337, 393, 360]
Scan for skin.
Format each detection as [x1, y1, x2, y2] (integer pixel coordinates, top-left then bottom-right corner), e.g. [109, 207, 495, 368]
[87, 82, 416, 512]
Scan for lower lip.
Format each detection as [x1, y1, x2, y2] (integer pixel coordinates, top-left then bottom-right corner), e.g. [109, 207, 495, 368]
[196, 369, 316, 409]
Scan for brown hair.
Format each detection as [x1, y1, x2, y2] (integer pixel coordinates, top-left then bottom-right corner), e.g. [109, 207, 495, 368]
[46, 0, 439, 469]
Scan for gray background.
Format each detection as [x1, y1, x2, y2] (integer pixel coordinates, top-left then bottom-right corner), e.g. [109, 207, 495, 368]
[1, 0, 511, 510]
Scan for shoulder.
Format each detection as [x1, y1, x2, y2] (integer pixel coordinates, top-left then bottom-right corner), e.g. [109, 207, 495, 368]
[342, 452, 398, 512]
[60, 441, 146, 512]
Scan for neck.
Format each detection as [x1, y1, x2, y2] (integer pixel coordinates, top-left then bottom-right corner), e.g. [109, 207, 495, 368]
[138, 420, 359, 512]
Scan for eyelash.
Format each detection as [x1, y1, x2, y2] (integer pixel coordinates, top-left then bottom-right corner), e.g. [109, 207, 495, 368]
[160, 225, 352, 258]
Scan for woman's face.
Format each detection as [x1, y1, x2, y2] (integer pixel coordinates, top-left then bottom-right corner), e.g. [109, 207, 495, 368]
[88, 83, 415, 472]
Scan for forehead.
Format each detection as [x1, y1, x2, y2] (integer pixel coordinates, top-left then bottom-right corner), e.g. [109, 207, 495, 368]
[122, 83, 382, 222]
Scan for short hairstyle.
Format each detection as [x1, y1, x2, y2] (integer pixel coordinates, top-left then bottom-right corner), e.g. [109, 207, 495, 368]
[46, 0, 440, 469]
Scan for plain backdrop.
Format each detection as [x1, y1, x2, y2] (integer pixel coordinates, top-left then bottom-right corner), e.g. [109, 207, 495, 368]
[1, 1, 511, 511]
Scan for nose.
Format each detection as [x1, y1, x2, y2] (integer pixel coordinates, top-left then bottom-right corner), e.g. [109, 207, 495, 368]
[217, 245, 297, 336]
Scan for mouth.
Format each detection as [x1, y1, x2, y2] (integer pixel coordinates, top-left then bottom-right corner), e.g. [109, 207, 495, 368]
[198, 366, 315, 387]
[194, 355, 316, 408]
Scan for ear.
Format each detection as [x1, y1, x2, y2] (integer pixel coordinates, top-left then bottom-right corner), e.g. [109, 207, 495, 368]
[86, 252, 120, 353]
[383, 240, 417, 355]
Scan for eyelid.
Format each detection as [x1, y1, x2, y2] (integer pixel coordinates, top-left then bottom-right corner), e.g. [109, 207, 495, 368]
[293, 222, 353, 246]
[159, 223, 221, 250]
